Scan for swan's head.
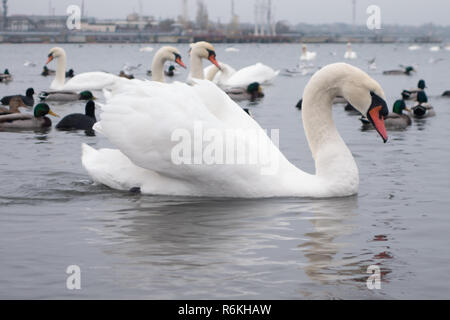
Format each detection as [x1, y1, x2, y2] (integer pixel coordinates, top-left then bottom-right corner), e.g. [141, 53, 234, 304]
[189, 41, 221, 70]
[302, 44, 307, 53]
[46, 47, 65, 64]
[339, 64, 389, 142]
[158, 46, 186, 68]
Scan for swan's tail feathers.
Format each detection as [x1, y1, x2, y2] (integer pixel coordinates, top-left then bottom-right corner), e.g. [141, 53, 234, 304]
[82, 143, 141, 191]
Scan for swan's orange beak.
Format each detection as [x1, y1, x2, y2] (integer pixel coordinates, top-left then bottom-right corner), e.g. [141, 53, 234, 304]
[367, 92, 389, 143]
[175, 56, 186, 69]
[207, 51, 221, 70]
[46, 55, 53, 65]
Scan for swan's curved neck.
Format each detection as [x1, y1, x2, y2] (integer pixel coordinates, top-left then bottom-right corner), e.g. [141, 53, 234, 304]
[54, 53, 67, 87]
[151, 51, 168, 82]
[302, 68, 358, 188]
[205, 66, 219, 81]
[189, 54, 204, 80]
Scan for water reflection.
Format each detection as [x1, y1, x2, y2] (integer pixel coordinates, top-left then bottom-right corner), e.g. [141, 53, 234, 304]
[82, 195, 377, 297]
[297, 197, 358, 284]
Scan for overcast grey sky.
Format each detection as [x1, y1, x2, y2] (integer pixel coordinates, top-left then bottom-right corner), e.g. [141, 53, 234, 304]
[6, 0, 449, 26]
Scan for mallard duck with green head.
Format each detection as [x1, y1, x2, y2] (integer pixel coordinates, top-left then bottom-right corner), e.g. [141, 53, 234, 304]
[0, 103, 59, 130]
[39, 90, 95, 102]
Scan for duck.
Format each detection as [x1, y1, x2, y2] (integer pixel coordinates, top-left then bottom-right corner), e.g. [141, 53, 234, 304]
[0, 97, 27, 115]
[411, 105, 436, 118]
[362, 94, 412, 130]
[119, 71, 134, 79]
[383, 66, 415, 76]
[296, 96, 347, 110]
[65, 69, 75, 78]
[300, 44, 317, 61]
[39, 90, 95, 102]
[223, 82, 265, 102]
[344, 42, 357, 59]
[402, 79, 427, 101]
[1, 88, 35, 107]
[0, 103, 59, 130]
[361, 112, 411, 130]
[41, 66, 56, 76]
[82, 63, 389, 198]
[46, 47, 123, 91]
[442, 90, 450, 97]
[411, 91, 435, 118]
[165, 65, 176, 77]
[56, 100, 96, 131]
[0, 69, 12, 82]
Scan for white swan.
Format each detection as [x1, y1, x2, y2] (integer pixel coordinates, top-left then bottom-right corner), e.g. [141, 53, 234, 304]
[82, 63, 389, 198]
[139, 47, 154, 52]
[205, 62, 279, 88]
[149, 46, 186, 82]
[300, 44, 317, 61]
[187, 41, 221, 82]
[225, 47, 240, 53]
[204, 62, 237, 86]
[344, 42, 357, 59]
[46, 47, 122, 91]
[429, 46, 441, 52]
[408, 45, 422, 51]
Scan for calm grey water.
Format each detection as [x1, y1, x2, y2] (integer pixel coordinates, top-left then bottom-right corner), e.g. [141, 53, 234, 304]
[0, 43, 449, 299]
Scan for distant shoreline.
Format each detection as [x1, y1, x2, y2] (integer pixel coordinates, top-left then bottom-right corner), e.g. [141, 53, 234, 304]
[0, 31, 445, 44]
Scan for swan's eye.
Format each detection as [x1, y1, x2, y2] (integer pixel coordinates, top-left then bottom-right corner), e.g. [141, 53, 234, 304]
[48, 53, 53, 58]
[206, 49, 216, 58]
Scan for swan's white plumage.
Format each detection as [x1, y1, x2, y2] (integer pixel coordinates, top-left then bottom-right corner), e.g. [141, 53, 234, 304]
[218, 63, 279, 88]
[82, 63, 385, 198]
[204, 63, 237, 86]
[51, 71, 122, 91]
[47, 47, 124, 91]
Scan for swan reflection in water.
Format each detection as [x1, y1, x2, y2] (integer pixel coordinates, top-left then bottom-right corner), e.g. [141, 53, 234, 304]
[298, 197, 359, 283]
[79, 194, 393, 298]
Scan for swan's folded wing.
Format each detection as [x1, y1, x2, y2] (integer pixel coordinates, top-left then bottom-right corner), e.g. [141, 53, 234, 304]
[63, 72, 122, 91]
[226, 63, 279, 87]
[96, 80, 289, 186]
